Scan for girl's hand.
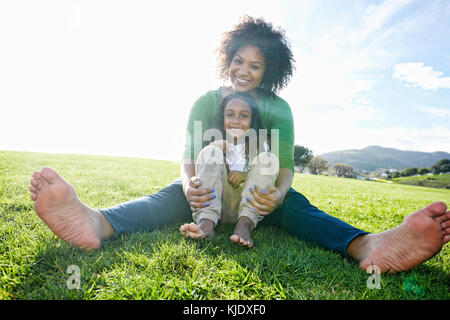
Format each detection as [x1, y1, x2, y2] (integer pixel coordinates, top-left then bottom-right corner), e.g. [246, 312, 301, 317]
[228, 170, 246, 189]
[183, 176, 215, 212]
[247, 185, 283, 216]
[209, 139, 232, 152]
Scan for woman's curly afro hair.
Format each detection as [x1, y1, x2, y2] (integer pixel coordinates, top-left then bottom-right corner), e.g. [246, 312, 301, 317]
[216, 16, 295, 97]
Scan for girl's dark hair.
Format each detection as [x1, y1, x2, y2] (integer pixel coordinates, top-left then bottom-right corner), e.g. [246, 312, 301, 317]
[215, 92, 265, 139]
[213, 92, 270, 169]
[216, 16, 295, 98]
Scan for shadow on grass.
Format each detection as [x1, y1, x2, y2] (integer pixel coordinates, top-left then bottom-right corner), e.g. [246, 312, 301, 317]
[16, 222, 450, 300]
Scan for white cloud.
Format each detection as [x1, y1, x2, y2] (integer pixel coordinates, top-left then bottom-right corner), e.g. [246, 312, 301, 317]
[393, 62, 450, 91]
[363, 0, 414, 37]
[284, 45, 377, 112]
[372, 125, 450, 153]
[417, 106, 450, 118]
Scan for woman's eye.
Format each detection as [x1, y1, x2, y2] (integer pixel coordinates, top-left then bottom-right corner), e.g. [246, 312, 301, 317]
[251, 65, 260, 70]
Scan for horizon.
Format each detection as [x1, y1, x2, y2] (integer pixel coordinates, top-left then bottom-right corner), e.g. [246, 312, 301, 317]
[2, 143, 449, 164]
[320, 145, 450, 155]
[1, 0, 449, 161]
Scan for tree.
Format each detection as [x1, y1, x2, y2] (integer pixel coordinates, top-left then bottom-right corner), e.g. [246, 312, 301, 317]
[333, 164, 356, 178]
[417, 168, 429, 175]
[294, 145, 313, 172]
[308, 156, 328, 175]
[431, 159, 450, 174]
[401, 167, 417, 177]
[441, 164, 450, 173]
[391, 171, 400, 178]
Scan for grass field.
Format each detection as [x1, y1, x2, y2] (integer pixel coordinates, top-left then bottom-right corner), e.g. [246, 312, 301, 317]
[392, 174, 450, 189]
[1, 150, 449, 300]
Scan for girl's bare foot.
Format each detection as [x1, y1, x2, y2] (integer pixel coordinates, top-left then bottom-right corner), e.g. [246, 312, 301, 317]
[349, 201, 450, 273]
[29, 167, 114, 249]
[230, 216, 254, 248]
[180, 219, 215, 239]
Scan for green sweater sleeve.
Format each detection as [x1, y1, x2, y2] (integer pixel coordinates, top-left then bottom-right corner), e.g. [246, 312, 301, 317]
[183, 90, 221, 161]
[260, 96, 295, 173]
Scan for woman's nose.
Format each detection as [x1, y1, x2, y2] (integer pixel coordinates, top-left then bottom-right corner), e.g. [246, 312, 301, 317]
[237, 65, 249, 76]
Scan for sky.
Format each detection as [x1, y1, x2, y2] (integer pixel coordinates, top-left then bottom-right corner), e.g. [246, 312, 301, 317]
[1, 0, 449, 162]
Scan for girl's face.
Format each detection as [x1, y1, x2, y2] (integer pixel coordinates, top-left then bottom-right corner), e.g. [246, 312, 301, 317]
[224, 98, 252, 139]
[229, 45, 265, 93]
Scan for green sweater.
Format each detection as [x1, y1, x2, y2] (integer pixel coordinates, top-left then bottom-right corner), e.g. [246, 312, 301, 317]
[183, 88, 295, 173]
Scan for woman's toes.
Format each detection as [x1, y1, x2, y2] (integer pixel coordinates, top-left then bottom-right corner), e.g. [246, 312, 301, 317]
[29, 185, 38, 194]
[444, 235, 450, 243]
[32, 180, 41, 189]
[32, 171, 41, 180]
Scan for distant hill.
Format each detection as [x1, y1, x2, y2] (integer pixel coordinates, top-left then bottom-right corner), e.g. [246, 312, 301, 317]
[319, 145, 450, 172]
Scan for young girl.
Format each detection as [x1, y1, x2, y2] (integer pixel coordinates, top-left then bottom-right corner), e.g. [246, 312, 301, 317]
[180, 92, 279, 247]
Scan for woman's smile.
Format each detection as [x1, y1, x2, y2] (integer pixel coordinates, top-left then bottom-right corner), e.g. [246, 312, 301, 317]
[229, 45, 265, 93]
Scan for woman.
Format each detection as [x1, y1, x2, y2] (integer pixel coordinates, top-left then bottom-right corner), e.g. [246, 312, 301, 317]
[29, 16, 450, 273]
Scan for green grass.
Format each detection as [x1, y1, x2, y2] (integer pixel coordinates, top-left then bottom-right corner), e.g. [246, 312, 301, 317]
[392, 174, 450, 189]
[1, 150, 449, 300]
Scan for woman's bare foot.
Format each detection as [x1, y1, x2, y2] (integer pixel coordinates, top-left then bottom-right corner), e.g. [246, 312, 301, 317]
[29, 167, 114, 249]
[230, 216, 254, 248]
[348, 201, 450, 273]
[180, 219, 215, 239]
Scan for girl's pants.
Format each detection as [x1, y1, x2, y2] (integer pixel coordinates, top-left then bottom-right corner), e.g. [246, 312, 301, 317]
[192, 145, 279, 227]
[99, 168, 369, 259]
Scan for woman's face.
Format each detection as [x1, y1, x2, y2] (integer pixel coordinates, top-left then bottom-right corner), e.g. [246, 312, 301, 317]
[224, 98, 252, 139]
[229, 45, 265, 93]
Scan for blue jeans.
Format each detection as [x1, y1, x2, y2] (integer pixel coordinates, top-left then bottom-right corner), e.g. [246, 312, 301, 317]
[99, 178, 368, 258]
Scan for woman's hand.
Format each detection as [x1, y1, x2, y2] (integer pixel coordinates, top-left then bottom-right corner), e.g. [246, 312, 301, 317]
[228, 170, 246, 189]
[183, 176, 215, 212]
[247, 185, 283, 216]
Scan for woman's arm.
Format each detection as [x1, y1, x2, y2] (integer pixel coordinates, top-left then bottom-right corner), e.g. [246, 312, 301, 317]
[180, 90, 221, 211]
[180, 159, 215, 212]
[248, 169, 293, 216]
[181, 159, 196, 193]
[248, 96, 295, 215]
[275, 167, 294, 204]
